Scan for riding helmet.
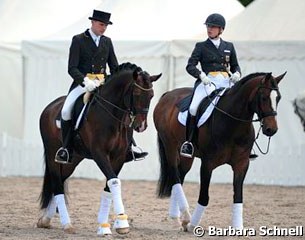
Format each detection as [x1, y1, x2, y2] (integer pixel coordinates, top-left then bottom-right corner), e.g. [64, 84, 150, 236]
[205, 13, 226, 29]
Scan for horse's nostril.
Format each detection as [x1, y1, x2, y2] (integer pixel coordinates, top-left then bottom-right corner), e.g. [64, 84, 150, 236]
[264, 127, 277, 136]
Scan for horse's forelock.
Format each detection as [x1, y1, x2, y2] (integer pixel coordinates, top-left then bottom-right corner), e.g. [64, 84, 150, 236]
[105, 62, 143, 83]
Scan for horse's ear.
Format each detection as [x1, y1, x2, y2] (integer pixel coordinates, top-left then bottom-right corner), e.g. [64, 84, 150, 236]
[150, 73, 162, 82]
[262, 72, 272, 84]
[133, 69, 138, 80]
[275, 71, 287, 84]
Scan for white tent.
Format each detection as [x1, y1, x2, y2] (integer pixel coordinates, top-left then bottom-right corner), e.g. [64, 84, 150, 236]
[48, 0, 243, 41]
[0, 0, 101, 137]
[224, 0, 305, 41]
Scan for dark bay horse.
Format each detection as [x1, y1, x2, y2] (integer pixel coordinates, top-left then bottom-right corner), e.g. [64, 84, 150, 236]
[37, 63, 161, 235]
[153, 72, 286, 231]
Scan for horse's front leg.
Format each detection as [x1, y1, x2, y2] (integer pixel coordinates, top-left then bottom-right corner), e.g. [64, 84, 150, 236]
[94, 152, 129, 235]
[186, 161, 212, 232]
[96, 189, 113, 236]
[231, 159, 249, 230]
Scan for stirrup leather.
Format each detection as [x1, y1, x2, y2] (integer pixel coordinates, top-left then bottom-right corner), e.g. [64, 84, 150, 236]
[180, 141, 194, 158]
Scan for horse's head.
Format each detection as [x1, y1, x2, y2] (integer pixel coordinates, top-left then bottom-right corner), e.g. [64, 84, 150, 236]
[127, 69, 161, 132]
[250, 72, 286, 136]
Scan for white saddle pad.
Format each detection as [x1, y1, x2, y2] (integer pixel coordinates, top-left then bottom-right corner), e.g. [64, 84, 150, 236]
[56, 103, 88, 130]
[178, 89, 226, 127]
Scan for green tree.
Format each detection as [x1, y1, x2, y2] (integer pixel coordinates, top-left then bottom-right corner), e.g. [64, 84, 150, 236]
[238, 0, 254, 7]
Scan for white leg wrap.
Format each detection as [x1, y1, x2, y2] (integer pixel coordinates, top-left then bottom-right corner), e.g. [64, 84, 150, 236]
[169, 190, 180, 218]
[97, 190, 112, 224]
[107, 178, 125, 215]
[46, 195, 57, 219]
[172, 183, 189, 212]
[232, 203, 243, 229]
[55, 194, 71, 227]
[190, 203, 206, 226]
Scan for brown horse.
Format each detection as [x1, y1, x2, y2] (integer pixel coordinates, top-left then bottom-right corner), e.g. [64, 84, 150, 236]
[37, 63, 161, 236]
[153, 72, 286, 231]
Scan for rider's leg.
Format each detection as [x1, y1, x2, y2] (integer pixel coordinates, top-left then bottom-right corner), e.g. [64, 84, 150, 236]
[125, 136, 148, 162]
[180, 83, 215, 158]
[55, 86, 85, 164]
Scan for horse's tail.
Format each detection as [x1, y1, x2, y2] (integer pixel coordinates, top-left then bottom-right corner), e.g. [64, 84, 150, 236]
[157, 134, 173, 198]
[39, 145, 54, 210]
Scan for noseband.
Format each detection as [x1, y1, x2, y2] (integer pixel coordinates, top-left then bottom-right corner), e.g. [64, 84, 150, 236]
[128, 71, 153, 116]
[252, 78, 281, 121]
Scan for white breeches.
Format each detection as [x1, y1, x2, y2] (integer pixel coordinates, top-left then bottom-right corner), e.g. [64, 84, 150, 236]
[61, 85, 86, 120]
[189, 74, 232, 116]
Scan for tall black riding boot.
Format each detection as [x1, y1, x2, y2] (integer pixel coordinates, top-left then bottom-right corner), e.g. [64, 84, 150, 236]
[55, 119, 73, 164]
[180, 114, 196, 158]
[125, 137, 148, 162]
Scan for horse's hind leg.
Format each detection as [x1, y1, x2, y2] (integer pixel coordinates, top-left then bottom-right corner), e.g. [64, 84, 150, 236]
[38, 148, 81, 234]
[231, 159, 249, 229]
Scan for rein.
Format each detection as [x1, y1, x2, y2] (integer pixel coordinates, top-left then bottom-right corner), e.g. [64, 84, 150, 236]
[204, 85, 257, 123]
[91, 81, 152, 127]
[205, 77, 280, 123]
[204, 75, 280, 155]
[253, 125, 272, 155]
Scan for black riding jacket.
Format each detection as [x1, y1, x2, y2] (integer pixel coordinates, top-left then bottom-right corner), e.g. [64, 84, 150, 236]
[68, 29, 118, 90]
[186, 38, 241, 79]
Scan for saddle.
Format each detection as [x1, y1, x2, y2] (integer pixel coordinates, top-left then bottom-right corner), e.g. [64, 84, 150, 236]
[177, 88, 224, 122]
[56, 94, 93, 131]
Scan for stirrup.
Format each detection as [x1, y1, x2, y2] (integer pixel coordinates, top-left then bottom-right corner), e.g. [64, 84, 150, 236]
[55, 147, 71, 164]
[132, 146, 147, 161]
[180, 141, 194, 158]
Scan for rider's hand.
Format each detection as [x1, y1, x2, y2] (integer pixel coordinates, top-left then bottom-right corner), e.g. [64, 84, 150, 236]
[93, 79, 102, 87]
[230, 72, 241, 83]
[83, 77, 97, 92]
[199, 72, 211, 85]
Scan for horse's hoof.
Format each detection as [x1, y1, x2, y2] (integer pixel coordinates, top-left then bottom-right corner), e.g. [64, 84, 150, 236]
[37, 216, 51, 229]
[185, 223, 196, 232]
[113, 214, 130, 234]
[63, 223, 76, 234]
[97, 223, 112, 236]
[180, 210, 191, 231]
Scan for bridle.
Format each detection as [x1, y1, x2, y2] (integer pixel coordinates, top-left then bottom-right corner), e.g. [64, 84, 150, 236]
[206, 75, 280, 123]
[251, 78, 281, 122]
[92, 71, 153, 127]
[206, 74, 281, 155]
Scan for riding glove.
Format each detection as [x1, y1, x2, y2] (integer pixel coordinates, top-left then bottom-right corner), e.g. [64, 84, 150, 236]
[200, 72, 211, 85]
[231, 72, 241, 83]
[83, 77, 97, 92]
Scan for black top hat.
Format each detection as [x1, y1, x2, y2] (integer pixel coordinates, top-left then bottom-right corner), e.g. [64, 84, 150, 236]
[89, 10, 113, 25]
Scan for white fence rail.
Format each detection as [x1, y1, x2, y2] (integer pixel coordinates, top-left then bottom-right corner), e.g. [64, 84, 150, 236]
[1, 133, 304, 186]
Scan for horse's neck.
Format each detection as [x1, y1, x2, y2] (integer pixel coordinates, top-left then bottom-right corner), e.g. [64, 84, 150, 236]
[224, 81, 258, 119]
[101, 78, 129, 106]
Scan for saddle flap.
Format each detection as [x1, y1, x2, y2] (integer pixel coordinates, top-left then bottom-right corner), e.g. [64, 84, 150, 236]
[56, 93, 91, 130]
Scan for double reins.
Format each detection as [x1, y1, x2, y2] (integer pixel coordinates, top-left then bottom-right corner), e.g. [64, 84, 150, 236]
[92, 80, 152, 127]
[204, 76, 280, 155]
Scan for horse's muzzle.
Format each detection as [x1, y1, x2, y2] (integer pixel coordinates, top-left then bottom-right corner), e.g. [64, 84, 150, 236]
[262, 126, 278, 136]
[133, 120, 147, 133]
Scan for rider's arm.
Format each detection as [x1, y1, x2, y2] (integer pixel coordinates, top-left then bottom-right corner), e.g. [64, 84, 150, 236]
[68, 36, 85, 86]
[186, 42, 203, 79]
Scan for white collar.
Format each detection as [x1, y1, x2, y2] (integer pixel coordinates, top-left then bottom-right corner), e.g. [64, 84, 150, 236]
[89, 28, 100, 40]
[209, 38, 221, 48]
